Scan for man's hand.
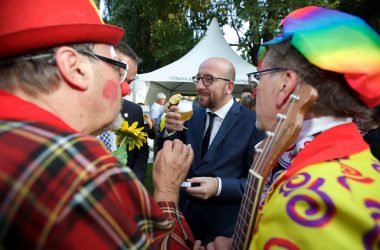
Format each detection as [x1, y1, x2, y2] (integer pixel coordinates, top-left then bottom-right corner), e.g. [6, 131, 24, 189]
[184, 177, 219, 200]
[165, 106, 184, 132]
[144, 115, 153, 129]
[192, 237, 233, 250]
[206, 237, 233, 250]
[193, 240, 205, 250]
[153, 139, 193, 204]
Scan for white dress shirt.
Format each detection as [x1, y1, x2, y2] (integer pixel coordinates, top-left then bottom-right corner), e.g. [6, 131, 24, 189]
[204, 98, 234, 148]
[205, 98, 234, 196]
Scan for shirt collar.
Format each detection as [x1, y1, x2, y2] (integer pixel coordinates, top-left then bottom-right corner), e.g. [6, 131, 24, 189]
[206, 98, 234, 119]
[299, 116, 353, 139]
[272, 122, 369, 194]
[0, 90, 75, 132]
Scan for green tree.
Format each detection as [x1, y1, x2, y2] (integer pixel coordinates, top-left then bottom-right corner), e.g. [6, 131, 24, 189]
[105, 0, 199, 73]
[104, 0, 378, 70]
[209, 0, 339, 66]
[337, 0, 379, 33]
[201, 0, 378, 66]
[92, 0, 100, 9]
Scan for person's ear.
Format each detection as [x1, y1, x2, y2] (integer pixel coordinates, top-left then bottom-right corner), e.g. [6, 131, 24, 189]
[276, 70, 298, 108]
[54, 46, 90, 90]
[226, 80, 234, 95]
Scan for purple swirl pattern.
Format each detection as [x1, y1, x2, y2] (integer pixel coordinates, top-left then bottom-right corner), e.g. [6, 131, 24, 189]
[372, 162, 380, 173]
[363, 199, 380, 250]
[281, 173, 336, 227]
[338, 163, 374, 191]
[279, 172, 310, 197]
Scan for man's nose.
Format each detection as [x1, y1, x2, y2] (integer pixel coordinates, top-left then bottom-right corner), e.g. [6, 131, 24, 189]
[195, 81, 205, 90]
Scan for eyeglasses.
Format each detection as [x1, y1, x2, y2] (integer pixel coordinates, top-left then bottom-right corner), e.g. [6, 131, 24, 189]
[78, 50, 128, 84]
[192, 75, 231, 86]
[247, 67, 288, 86]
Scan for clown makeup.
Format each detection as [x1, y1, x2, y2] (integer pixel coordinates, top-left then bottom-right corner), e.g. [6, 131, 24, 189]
[102, 79, 119, 102]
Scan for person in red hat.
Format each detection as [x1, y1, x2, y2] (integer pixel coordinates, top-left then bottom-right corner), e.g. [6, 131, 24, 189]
[0, 0, 195, 249]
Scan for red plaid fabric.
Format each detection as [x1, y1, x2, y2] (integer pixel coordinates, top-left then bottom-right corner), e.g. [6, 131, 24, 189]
[0, 91, 193, 249]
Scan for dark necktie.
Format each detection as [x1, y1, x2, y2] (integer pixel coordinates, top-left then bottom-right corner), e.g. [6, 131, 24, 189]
[202, 112, 217, 158]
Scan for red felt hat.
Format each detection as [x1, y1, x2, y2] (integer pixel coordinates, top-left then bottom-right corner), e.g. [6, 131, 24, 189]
[0, 0, 124, 59]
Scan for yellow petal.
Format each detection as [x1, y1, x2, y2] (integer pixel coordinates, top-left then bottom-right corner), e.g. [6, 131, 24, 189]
[130, 121, 139, 130]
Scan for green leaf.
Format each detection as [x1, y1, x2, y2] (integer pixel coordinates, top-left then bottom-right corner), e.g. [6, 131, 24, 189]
[112, 144, 128, 166]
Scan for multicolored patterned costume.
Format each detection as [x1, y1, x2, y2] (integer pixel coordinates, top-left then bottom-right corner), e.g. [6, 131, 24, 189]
[0, 91, 193, 249]
[250, 5, 380, 249]
[251, 123, 380, 249]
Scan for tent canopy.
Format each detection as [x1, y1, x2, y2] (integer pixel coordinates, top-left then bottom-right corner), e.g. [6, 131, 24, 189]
[139, 18, 257, 96]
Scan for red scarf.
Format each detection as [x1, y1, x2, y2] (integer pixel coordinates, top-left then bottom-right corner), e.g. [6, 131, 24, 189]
[275, 123, 369, 187]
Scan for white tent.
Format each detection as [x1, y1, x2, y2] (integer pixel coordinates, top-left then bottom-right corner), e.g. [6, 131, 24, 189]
[130, 18, 257, 105]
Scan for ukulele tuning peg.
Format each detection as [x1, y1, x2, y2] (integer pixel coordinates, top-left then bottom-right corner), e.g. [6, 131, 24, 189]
[276, 113, 287, 120]
[255, 147, 263, 153]
[265, 131, 275, 137]
[290, 93, 300, 101]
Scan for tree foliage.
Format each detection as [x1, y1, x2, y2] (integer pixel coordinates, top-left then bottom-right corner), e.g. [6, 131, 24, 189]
[191, 0, 339, 66]
[103, 0, 379, 71]
[105, 0, 198, 73]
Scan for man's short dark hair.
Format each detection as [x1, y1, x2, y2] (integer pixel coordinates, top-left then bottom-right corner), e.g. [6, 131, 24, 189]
[242, 87, 253, 94]
[115, 42, 142, 64]
[240, 95, 255, 110]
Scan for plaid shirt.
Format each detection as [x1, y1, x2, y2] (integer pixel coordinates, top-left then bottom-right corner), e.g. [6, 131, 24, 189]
[0, 91, 193, 249]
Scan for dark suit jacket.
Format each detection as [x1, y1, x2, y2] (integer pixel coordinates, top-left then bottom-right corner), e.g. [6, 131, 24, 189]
[121, 100, 149, 182]
[158, 101, 265, 242]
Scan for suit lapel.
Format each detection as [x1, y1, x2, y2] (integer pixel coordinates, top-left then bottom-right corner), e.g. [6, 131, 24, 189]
[205, 102, 240, 157]
[187, 108, 207, 165]
[121, 100, 132, 121]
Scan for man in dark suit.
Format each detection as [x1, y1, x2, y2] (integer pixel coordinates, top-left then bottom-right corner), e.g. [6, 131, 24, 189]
[116, 43, 149, 182]
[160, 57, 265, 244]
[363, 105, 380, 160]
[120, 100, 149, 182]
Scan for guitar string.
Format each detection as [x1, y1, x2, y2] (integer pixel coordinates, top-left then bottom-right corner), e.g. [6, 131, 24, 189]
[233, 116, 286, 247]
[234, 102, 289, 247]
[234, 84, 318, 249]
[234, 131, 271, 247]
[233, 86, 301, 249]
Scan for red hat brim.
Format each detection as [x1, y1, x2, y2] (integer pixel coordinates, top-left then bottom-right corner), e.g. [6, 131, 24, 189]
[0, 23, 124, 59]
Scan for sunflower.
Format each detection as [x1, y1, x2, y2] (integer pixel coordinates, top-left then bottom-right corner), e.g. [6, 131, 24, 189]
[113, 120, 148, 151]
